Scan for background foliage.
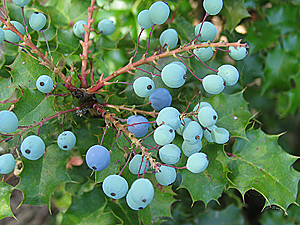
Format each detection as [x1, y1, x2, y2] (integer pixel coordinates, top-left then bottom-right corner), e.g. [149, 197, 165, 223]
[1, 0, 300, 224]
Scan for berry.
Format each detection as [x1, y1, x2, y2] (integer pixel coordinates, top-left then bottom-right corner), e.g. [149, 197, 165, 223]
[12, 0, 31, 7]
[202, 74, 225, 95]
[155, 166, 177, 186]
[73, 20, 87, 38]
[170, 61, 187, 73]
[182, 140, 202, 157]
[29, 12, 47, 31]
[57, 131, 76, 150]
[161, 63, 186, 88]
[159, 28, 178, 49]
[176, 117, 192, 136]
[126, 190, 144, 210]
[217, 64, 239, 86]
[3, 21, 25, 43]
[137, 10, 153, 29]
[203, 0, 223, 15]
[148, 1, 170, 25]
[85, 145, 110, 171]
[159, 144, 181, 165]
[0, 154, 15, 174]
[211, 127, 230, 144]
[98, 19, 115, 35]
[156, 107, 181, 130]
[129, 154, 149, 175]
[192, 102, 212, 120]
[149, 88, 172, 111]
[102, 175, 128, 199]
[0, 28, 5, 45]
[198, 106, 218, 127]
[186, 152, 209, 173]
[127, 115, 149, 137]
[0, 110, 19, 133]
[133, 76, 155, 97]
[36, 75, 54, 93]
[20, 135, 45, 160]
[154, 124, 175, 146]
[183, 121, 203, 144]
[193, 45, 213, 62]
[203, 125, 217, 142]
[229, 46, 247, 60]
[194, 21, 217, 42]
[130, 178, 154, 206]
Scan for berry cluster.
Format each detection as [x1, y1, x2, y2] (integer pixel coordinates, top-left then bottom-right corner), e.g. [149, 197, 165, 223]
[0, 0, 249, 214]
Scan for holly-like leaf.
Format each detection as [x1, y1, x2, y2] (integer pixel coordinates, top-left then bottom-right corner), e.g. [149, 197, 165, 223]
[202, 91, 252, 139]
[18, 144, 70, 208]
[9, 52, 53, 89]
[180, 142, 229, 205]
[262, 45, 298, 94]
[0, 178, 15, 220]
[226, 128, 300, 211]
[13, 89, 55, 133]
[222, 0, 250, 32]
[62, 185, 121, 224]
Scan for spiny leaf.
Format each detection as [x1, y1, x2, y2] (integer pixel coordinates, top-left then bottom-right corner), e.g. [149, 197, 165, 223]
[62, 185, 118, 224]
[9, 52, 53, 89]
[0, 178, 15, 220]
[226, 128, 300, 211]
[202, 91, 252, 139]
[222, 0, 251, 32]
[18, 144, 70, 208]
[180, 141, 228, 205]
[13, 89, 55, 133]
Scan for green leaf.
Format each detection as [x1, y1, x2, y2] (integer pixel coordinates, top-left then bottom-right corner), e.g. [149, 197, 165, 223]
[202, 91, 252, 139]
[56, 29, 80, 55]
[62, 185, 121, 224]
[13, 89, 56, 132]
[0, 178, 15, 220]
[222, 0, 250, 32]
[9, 52, 53, 89]
[227, 128, 300, 211]
[194, 204, 245, 225]
[18, 144, 70, 208]
[262, 45, 298, 94]
[0, 77, 15, 104]
[139, 176, 176, 224]
[180, 142, 229, 205]
[171, 16, 194, 45]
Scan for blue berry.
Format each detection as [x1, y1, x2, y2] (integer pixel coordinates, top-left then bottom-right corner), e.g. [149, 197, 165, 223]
[129, 154, 149, 175]
[0, 154, 15, 174]
[202, 74, 225, 95]
[155, 165, 176, 186]
[98, 19, 115, 35]
[85, 145, 110, 171]
[137, 10, 153, 29]
[193, 45, 213, 62]
[133, 76, 155, 97]
[156, 107, 181, 130]
[73, 20, 87, 38]
[148, 1, 170, 25]
[127, 115, 149, 137]
[154, 124, 175, 146]
[203, 0, 223, 15]
[12, 0, 31, 7]
[29, 12, 47, 31]
[149, 88, 172, 111]
[229, 46, 247, 60]
[182, 140, 202, 157]
[159, 144, 181, 165]
[170, 61, 187, 73]
[36, 75, 54, 93]
[194, 21, 217, 42]
[3, 21, 25, 43]
[57, 131, 76, 150]
[0, 110, 19, 133]
[161, 63, 186, 88]
[159, 28, 178, 49]
[217, 64, 239, 86]
[183, 121, 203, 144]
[186, 152, 209, 173]
[129, 178, 154, 206]
[102, 175, 128, 199]
[198, 106, 218, 127]
[20, 135, 45, 160]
